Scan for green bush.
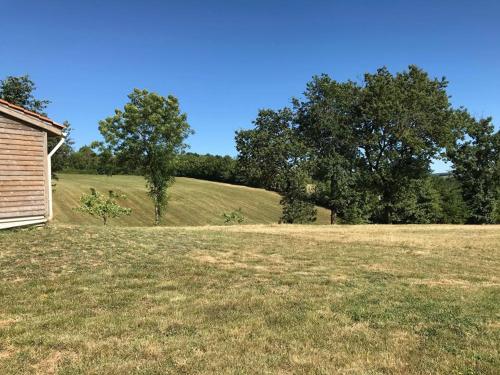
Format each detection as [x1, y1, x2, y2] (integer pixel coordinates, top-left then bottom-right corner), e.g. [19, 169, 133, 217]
[222, 208, 245, 225]
[75, 188, 131, 225]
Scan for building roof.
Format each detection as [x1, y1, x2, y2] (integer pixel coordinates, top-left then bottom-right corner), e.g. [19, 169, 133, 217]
[0, 98, 65, 136]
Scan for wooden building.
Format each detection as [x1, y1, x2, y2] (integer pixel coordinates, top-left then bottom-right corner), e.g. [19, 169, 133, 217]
[0, 99, 65, 229]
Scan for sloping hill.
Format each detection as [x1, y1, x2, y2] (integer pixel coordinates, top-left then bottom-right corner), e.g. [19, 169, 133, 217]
[53, 174, 331, 226]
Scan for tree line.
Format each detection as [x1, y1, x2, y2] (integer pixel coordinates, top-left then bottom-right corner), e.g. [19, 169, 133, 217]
[235, 66, 499, 224]
[1, 69, 499, 225]
[63, 147, 239, 184]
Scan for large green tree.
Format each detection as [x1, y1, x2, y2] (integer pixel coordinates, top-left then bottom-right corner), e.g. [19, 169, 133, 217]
[356, 66, 455, 223]
[0, 75, 50, 114]
[430, 175, 469, 224]
[448, 114, 499, 223]
[99, 89, 192, 225]
[295, 75, 363, 223]
[235, 108, 316, 223]
[235, 108, 299, 191]
[235, 66, 479, 224]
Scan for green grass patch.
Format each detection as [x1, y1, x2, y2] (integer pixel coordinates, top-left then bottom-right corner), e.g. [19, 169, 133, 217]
[53, 174, 331, 226]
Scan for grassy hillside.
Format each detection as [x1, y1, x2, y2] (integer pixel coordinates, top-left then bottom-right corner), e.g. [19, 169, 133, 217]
[0, 225, 499, 374]
[53, 174, 331, 226]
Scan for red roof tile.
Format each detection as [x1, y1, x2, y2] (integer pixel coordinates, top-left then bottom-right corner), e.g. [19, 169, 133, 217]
[0, 98, 64, 129]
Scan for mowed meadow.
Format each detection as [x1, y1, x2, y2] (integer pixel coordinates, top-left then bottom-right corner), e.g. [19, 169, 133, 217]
[0, 224, 499, 374]
[52, 174, 331, 226]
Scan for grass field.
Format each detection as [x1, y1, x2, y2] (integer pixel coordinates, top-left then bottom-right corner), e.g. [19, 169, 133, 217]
[0, 224, 499, 374]
[52, 174, 331, 226]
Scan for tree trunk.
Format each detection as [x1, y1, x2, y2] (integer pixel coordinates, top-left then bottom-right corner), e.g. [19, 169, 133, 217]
[330, 209, 337, 225]
[330, 175, 337, 225]
[382, 188, 393, 224]
[384, 205, 392, 224]
[154, 204, 160, 226]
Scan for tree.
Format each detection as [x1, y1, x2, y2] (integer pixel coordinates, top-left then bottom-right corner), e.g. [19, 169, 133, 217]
[279, 167, 317, 224]
[431, 175, 469, 224]
[99, 89, 192, 225]
[75, 188, 131, 225]
[235, 108, 316, 223]
[235, 108, 300, 191]
[68, 145, 100, 172]
[448, 114, 499, 223]
[387, 177, 443, 224]
[0, 75, 50, 114]
[175, 153, 238, 183]
[356, 66, 455, 223]
[90, 141, 117, 176]
[295, 75, 363, 223]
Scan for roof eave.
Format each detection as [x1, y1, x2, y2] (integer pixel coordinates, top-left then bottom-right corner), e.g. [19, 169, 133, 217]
[0, 104, 63, 136]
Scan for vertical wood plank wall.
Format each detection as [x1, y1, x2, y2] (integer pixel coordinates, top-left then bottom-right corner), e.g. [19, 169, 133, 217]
[0, 112, 48, 219]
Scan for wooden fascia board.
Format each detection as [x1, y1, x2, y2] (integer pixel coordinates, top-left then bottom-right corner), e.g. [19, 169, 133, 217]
[0, 105, 63, 136]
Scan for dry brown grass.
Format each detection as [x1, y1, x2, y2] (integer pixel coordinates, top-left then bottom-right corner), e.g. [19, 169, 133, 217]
[0, 224, 499, 374]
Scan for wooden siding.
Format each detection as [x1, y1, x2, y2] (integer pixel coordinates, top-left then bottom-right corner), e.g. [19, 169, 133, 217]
[0, 113, 47, 220]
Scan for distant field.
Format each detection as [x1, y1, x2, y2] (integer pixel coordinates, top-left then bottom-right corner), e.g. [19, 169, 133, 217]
[0, 224, 499, 374]
[53, 174, 331, 226]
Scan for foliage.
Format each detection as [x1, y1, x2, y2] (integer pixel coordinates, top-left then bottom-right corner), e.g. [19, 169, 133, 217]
[311, 178, 374, 224]
[431, 175, 469, 224]
[356, 66, 455, 223]
[68, 145, 100, 173]
[176, 153, 238, 183]
[295, 75, 362, 223]
[236, 65, 497, 225]
[90, 141, 117, 176]
[447, 114, 499, 223]
[279, 167, 317, 224]
[235, 108, 317, 223]
[280, 196, 317, 224]
[387, 178, 443, 224]
[75, 188, 131, 225]
[98, 89, 192, 225]
[0, 75, 50, 114]
[63, 149, 240, 185]
[222, 208, 245, 224]
[235, 108, 305, 192]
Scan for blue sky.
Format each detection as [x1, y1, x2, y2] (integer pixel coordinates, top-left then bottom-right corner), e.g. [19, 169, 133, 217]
[1, 0, 499, 172]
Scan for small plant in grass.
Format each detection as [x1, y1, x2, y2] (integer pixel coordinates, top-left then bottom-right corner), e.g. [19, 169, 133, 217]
[222, 208, 245, 224]
[75, 188, 131, 225]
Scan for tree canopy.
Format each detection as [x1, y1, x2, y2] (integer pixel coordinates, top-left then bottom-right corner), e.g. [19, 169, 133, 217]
[99, 89, 192, 225]
[236, 65, 499, 224]
[448, 114, 499, 223]
[3, 71, 496, 226]
[0, 75, 50, 114]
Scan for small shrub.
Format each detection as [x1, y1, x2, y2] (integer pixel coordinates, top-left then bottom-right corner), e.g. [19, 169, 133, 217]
[75, 188, 131, 225]
[222, 208, 245, 224]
